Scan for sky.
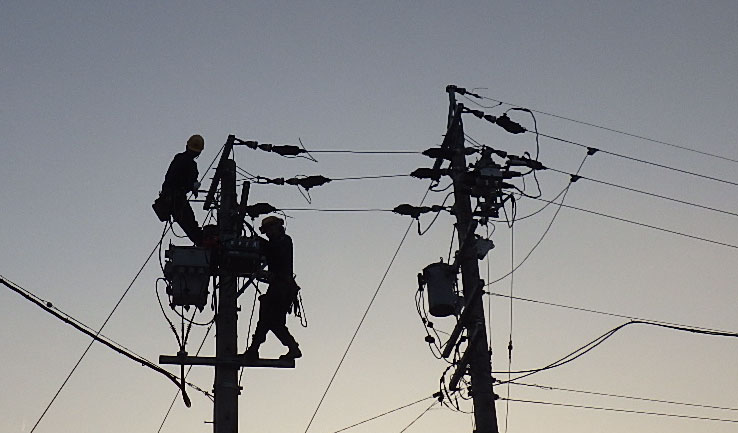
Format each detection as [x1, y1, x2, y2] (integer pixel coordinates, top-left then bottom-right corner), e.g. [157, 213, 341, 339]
[1, 1, 737, 432]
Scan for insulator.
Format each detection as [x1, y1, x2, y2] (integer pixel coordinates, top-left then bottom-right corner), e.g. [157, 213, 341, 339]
[410, 167, 447, 181]
[243, 202, 277, 218]
[393, 204, 431, 219]
[495, 113, 526, 134]
[422, 147, 456, 160]
[271, 145, 305, 156]
[286, 175, 331, 190]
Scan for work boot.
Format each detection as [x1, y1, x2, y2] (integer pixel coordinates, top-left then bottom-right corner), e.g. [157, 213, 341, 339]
[242, 345, 260, 360]
[280, 344, 302, 360]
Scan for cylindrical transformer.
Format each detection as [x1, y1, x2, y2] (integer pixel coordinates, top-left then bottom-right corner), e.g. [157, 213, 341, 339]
[423, 262, 457, 317]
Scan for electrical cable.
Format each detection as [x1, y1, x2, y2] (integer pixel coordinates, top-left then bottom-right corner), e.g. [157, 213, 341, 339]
[511, 382, 738, 412]
[463, 93, 738, 164]
[329, 395, 436, 433]
[484, 290, 735, 335]
[302, 185, 434, 433]
[281, 207, 394, 213]
[398, 400, 437, 433]
[21, 230, 166, 433]
[494, 320, 738, 385]
[546, 167, 738, 219]
[0, 275, 196, 409]
[500, 397, 738, 424]
[537, 132, 738, 188]
[21, 143, 225, 431]
[487, 153, 590, 286]
[157, 322, 215, 433]
[308, 149, 421, 155]
[530, 196, 738, 250]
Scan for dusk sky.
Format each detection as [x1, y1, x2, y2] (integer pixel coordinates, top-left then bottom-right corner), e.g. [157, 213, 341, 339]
[1, 2, 737, 433]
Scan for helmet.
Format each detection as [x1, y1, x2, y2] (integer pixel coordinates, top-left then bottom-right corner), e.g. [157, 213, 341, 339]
[187, 134, 205, 153]
[260, 216, 284, 233]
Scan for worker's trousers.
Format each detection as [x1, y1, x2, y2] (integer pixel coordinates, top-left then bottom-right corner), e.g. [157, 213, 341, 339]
[169, 193, 202, 246]
[251, 284, 298, 349]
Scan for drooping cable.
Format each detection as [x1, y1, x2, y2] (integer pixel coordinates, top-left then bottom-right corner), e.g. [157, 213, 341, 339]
[488, 152, 590, 286]
[302, 185, 434, 433]
[494, 320, 738, 385]
[23, 143, 225, 431]
[0, 275, 195, 409]
[156, 322, 214, 432]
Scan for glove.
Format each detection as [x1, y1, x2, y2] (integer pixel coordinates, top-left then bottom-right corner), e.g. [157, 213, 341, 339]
[192, 181, 201, 198]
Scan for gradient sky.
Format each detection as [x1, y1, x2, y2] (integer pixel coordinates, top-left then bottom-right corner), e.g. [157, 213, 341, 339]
[2, 2, 737, 433]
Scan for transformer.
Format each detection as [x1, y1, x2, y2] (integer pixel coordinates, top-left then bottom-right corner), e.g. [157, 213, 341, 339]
[422, 262, 458, 317]
[163, 246, 211, 310]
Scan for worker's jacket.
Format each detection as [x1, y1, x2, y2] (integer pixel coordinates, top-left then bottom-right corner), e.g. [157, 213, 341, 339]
[161, 150, 199, 195]
[263, 232, 298, 308]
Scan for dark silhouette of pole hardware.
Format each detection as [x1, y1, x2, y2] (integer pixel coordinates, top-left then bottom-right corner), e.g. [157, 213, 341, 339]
[159, 135, 294, 433]
[443, 86, 500, 433]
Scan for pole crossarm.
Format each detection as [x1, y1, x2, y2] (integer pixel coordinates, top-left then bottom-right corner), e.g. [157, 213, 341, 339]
[159, 354, 295, 369]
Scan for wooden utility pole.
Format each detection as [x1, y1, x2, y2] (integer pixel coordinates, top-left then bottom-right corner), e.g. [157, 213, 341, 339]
[445, 87, 500, 433]
[160, 135, 294, 433]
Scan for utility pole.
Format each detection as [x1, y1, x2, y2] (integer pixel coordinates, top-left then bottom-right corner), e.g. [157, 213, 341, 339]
[214, 157, 238, 433]
[160, 135, 294, 433]
[445, 86, 500, 433]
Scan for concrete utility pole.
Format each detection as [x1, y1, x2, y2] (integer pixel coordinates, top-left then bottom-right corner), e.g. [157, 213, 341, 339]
[160, 135, 293, 433]
[445, 88, 500, 433]
[214, 157, 239, 433]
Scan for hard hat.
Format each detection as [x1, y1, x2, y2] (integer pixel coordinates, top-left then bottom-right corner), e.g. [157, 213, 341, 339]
[187, 134, 205, 153]
[260, 216, 284, 233]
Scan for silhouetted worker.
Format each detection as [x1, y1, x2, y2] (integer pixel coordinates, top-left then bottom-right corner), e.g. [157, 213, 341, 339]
[160, 134, 204, 246]
[243, 216, 302, 360]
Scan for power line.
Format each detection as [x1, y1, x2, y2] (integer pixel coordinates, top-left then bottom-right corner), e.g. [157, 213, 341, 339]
[282, 207, 394, 213]
[500, 397, 738, 424]
[465, 93, 738, 164]
[536, 132, 738, 188]
[398, 400, 437, 433]
[0, 275, 200, 410]
[21, 236, 163, 433]
[306, 149, 420, 155]
[302, 186, 433, 433]
[546, 167, 738, 219]
[485, 290, 735, 336]
[330, 395, 436, 433]
[157, 323, 215, 432]
[512, 382, 738, 413]
[530, 196, 738, 250]
[494, 320, 738, 383]
[18, 145, 225, 432]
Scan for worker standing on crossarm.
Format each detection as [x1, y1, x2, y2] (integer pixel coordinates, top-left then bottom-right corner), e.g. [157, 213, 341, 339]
[244, 216, 302, 360]
[157, 134, 204, 246]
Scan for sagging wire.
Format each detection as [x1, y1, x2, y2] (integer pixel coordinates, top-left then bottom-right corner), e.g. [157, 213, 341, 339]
[494, 320, 738, 387]
[415, 284, 452, 361]
[417, 192, 455, 236]
[487, 151, 592, 287]
[0, 275, 196, 408]
[157, 322, 215, 432]
[238, 283, 260, 387]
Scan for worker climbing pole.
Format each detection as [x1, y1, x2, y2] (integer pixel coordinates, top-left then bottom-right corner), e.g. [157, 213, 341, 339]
[157, 134, 303, 433]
